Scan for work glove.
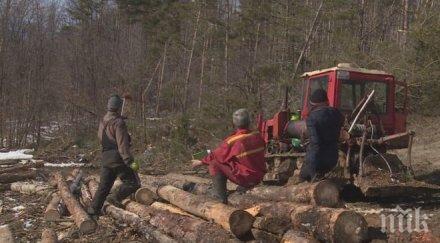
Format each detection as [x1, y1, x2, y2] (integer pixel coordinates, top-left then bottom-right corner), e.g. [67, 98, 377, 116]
[129, 160, 140, 172]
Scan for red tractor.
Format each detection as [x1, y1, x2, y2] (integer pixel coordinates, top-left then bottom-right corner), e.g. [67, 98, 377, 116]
[258, 63, 420, 197]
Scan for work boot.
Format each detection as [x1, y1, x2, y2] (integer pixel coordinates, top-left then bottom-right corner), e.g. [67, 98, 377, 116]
[212, 173, 228, 204]
[106, 193, 124, 208]
[86, 207, 101, 220]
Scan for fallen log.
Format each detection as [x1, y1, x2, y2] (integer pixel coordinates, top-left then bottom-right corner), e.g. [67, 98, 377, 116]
[291, 205, 368, 243]
[246, 180, 342, 207]
[0, 225, 14, 243]
[150, 201, 196, 218]
[54, 172, 96, 234]
[228, 192, 270, 209]
[164, 173, 238, 191]
[253, 216, 291, 235]
[251, 229, 281, 243]
[0, 170, 36, 183]
[45, 193, 61, 221]
[124, 200, 233, 242]
[157, 185, 254, 238]
[282, 230, 318, 243]
[86, 180, 175, 243]
[41, 228, 58, 243]
[135, 187, 158, 205]
[10, 181, 50, 195]
[0, 161, 44, 174]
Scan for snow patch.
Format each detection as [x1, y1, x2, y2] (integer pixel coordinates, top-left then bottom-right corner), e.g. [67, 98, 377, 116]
[43, 162, 92, 168]
[0, 149, 34, 160]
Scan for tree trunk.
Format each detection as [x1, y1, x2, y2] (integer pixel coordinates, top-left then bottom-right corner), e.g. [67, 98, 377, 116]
[54, 172, 96, 234]
[251, 229, 281, 243]
[282, 230, 318, 243]
[155, 41, 168, 116]
[291, 205, 368, 243]
[157, 185, 254, 238]
[0, 160, 44, 174]
[10, 181, 49, 195]
[87, 180, 175, 243]
[45, 193, 61, 221]
[246, 180, 341, 207]
[124, 200, 233, 243]
[0, 225, 14, 243]
[253, 216, 291, 235]
[150, 201, 196, 218]
[41, 228, 58, 243]
[0, 170, 36, 183]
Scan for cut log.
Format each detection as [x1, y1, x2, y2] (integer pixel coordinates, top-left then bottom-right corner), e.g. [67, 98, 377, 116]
[253, 216, 291, 235]
[251, 229, 281, 243]
[0, 161, 44, 174]
[165, 173, 238, 191]
[282, 230, 318, 243]
[135, 187, 158, 205]
[54, 172, 96, 234]
[0, 225, 14, 243]
[0, 170, 36, 183]
[41, 228, 58, 243]
[150, 201, 196, 218]
[124, 200, 233, 242]
[86, 180, 175, 243]
[0, 183, 11, 192]
[291, 205, 368, 243]
[45, 193, 61, 221]
[228, 192, 270, 209]
[247, 180, 342, 207]
[10, 181, 50, 195]
[157, 185, 254, 238]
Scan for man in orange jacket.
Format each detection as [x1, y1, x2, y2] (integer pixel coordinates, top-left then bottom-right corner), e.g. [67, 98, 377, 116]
[191, 109, 267, 203]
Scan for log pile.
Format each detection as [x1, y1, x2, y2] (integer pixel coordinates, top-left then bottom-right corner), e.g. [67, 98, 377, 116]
[12, 169, 436, 243]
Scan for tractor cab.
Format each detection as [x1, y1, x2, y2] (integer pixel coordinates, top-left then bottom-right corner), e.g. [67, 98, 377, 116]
[301, 63, 408, 135]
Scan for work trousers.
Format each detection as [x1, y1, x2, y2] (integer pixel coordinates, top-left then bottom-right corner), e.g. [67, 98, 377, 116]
[91, 164, 140, 212]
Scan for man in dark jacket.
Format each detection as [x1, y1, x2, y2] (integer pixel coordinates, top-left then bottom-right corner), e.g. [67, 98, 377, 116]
[87, 95, 140, 217]
[300, 89, 343, 182]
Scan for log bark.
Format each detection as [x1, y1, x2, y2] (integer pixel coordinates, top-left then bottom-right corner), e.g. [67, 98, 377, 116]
[0, 161, 43, 174]
[253, 216, 291, 235]
[124, 200, 233, 243]
[157, 185, 254, 238]
[80, 184, 93, 208]
[0, 225, 14, 243]
[0, 170, 36, 183]
[150, 201, 196, 218]
[41, 228, 58, 243]
[87, 180, 175, 243]
[282, 230, 318, 243]
[54, 172, 96, 234]
[251, 229, 281, 243]
[290, 205, 368, 243]
[10, 181, 49, 195]
[45, 193, 61, 221]
[228, 192, 270, 209]
[247, 180, 341, 207]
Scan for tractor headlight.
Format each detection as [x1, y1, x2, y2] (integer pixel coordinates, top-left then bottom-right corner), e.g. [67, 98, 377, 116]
[337, 70, 350, 80]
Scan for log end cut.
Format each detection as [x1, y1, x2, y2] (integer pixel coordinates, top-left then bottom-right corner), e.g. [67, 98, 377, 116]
[229, 210, 255, 238]
[313, 180, 341, 208]
[135, 187, 157, 205]
[333, 211, 368, 243]
[79, 220, 97, 235]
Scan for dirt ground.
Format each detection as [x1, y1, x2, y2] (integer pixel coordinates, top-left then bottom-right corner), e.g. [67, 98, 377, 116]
[1, 116, 440, 242]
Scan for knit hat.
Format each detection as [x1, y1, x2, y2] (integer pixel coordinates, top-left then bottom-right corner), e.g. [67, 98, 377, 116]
[232, 108, 251, 129]
[107, 94, 123, 112]
[310, 89, 328, 104]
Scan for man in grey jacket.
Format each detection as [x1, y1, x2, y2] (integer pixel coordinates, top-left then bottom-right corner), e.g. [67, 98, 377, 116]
[87, 95, 140, 217]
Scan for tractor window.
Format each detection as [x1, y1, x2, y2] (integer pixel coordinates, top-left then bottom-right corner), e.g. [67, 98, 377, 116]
[310, 76, 328, 94]
[340, 80, 388, 113]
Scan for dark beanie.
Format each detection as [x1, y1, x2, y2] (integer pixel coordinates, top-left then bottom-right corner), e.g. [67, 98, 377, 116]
[107, 94, 123, 112]
[310, 89, 328, 104]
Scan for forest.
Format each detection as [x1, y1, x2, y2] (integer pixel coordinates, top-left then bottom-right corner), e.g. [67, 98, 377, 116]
[0, 0, 439, 163]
